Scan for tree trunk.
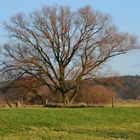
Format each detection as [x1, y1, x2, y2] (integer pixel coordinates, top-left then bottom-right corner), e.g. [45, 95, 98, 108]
[69, 81, 81, 104]
[64, 95, 70, 105]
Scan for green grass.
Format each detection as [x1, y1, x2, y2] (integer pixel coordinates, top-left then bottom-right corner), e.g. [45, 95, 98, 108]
[0, 107, 140, 140]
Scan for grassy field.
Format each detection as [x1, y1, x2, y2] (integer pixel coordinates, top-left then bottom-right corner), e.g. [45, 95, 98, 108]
[0, 107, 140, 140]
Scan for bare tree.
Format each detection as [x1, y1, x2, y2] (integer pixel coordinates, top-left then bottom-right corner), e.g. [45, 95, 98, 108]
[0, 6, 137, 104]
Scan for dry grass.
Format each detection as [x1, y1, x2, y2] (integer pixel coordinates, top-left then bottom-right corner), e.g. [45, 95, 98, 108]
[113, 99, 140, 107]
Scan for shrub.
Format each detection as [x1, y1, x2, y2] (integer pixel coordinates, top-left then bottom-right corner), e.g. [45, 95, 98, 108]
[76, 85, 116, 105]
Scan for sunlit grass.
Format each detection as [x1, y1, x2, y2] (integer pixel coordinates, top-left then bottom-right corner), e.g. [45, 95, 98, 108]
[0, 107, 140, 140]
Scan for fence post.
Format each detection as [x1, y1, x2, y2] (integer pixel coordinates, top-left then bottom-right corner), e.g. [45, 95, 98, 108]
[112, 97, 114, 108]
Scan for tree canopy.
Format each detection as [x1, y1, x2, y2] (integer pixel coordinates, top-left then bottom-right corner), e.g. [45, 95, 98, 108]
[0, 6, 138, 104]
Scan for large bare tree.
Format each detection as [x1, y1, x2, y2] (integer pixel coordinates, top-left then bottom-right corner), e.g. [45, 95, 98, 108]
[0, 6, 137, 104]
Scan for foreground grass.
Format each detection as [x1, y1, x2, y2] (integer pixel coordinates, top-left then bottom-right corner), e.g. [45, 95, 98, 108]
[0, 107, 140, 140]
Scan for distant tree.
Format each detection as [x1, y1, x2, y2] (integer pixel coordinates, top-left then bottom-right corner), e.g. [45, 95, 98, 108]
[0, 6, 137, 104]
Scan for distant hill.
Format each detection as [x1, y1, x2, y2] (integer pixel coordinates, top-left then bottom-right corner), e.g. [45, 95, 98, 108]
[95, 75, 140, 99]
[0, 75, 140, 106]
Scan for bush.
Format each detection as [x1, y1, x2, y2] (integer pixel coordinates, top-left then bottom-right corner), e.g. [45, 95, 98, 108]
[76, 85, 116, 105]
[44, 102, 88, 108]
[0, 95, 7, 107]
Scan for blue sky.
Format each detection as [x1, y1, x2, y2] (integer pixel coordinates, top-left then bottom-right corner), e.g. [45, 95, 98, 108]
[0, 0, 140, 76]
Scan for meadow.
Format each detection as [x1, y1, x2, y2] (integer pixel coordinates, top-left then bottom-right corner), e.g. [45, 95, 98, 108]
[0, 107, 140, 140]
